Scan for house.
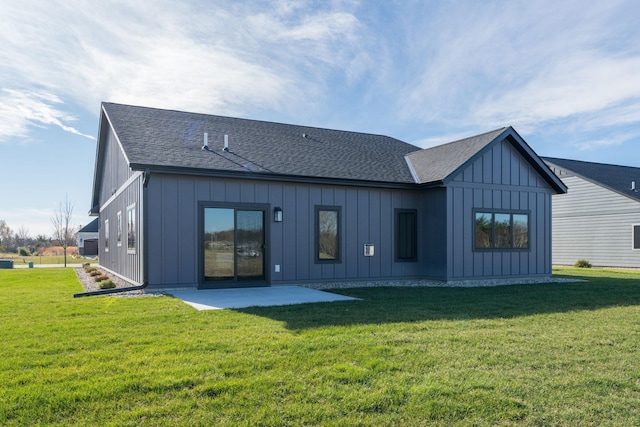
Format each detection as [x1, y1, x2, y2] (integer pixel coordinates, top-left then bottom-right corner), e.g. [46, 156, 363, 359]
[543, 157, 640, 268]
[89, 102, 566, 289]
[76, 218, 99, 256]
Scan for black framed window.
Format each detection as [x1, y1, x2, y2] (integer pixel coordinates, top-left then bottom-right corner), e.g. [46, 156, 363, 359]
[395, 209, 417, 261]
[633, 225, 640, 250]
[474, 211, 529, 250]
[316, 206, 341, 263]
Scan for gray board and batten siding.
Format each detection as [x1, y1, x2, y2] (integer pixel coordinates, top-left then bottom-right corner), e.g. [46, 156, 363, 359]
[141, 137, 555, 288]
[91, 102, 566, 289]
[146, 174, 428, 289]
[445, 138, 556, 280]
[545, 158, 640, 268]
[93, 120, 144, 285]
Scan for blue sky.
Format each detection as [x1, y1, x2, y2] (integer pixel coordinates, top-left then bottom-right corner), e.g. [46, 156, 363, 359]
[2, 0, 640, 237]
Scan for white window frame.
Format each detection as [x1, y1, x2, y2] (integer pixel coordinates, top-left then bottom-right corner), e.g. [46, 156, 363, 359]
[127, 203, 136, 254]
[117, 211, 122, 247]
[104, 219, 109, 252]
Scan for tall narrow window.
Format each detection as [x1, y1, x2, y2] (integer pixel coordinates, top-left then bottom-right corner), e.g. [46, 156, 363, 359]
[104, 219, 109, 252]
[633, 225, 640, 250]
[316, 206, 340, 262]
[396, 209, 417, 261]
[494, 213, 511, 248]
[474, 211, 529, 250]
[475, 212, 492, 248]
[127, 204, 136, 253]
[513, 214, 529, 248]
[117, 211, 122, 246]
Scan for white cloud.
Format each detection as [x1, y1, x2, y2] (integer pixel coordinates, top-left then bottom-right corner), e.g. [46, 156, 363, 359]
[390, 0, 640, 136]
[473, 53, 640, 131]
[0, 0, 367, 136]
[0, 89, 94, 141]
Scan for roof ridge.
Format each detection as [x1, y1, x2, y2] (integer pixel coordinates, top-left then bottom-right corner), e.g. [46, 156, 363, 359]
[101, 101, 411, 142]
[543, 156, 640, 171]
[413, 126, 508, 153]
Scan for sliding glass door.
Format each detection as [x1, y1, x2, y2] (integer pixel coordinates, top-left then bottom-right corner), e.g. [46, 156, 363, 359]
[203, 207, 265, 284]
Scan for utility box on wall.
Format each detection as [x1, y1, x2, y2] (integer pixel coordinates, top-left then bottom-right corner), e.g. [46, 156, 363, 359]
[364, 244, 375, 257]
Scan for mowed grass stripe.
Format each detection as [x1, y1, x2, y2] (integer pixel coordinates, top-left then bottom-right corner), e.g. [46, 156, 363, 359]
[0, 267, 638, 426]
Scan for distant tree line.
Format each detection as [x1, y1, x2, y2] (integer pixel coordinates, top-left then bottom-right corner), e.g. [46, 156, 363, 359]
[0, 219, 78, 254]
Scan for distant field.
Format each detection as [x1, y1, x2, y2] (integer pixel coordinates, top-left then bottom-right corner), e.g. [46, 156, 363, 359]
[0, 266, 638, 425]
[0, 250, 97, 265]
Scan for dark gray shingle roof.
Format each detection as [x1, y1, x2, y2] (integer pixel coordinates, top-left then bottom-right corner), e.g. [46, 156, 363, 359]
[543, 157, 640, 202]
[96, 103, 564, 199]
[405, 127, 507, 184]
[78, 218, 99, 233]
[102, 103, 420, 184]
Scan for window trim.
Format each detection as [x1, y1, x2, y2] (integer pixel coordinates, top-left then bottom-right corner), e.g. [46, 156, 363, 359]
[395, 208, 418, 262]
[473, 209, 531, 252]
[127, 203, 136, 254]
[633, 224, 640, 251]
[315, 206, 341, 263]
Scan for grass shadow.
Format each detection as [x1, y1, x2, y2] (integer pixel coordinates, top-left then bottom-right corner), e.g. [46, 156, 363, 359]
[238, 276, 640, 330]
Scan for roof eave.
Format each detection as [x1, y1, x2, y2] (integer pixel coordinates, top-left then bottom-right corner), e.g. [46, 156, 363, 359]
[544, 159, 639, 202]
[129, 163, 420, 190]
[440, 127, 567, 194]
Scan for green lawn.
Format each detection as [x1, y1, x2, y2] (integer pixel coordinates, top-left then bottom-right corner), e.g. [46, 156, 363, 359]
[0, 267, 639, 426]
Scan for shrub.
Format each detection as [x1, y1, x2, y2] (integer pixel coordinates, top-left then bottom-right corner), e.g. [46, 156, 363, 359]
[94, 274, 109, 282]
[18, 247, 29, 256]
[574, 259, 592, 268]
[98, 279, 116, 289]
[89, 269, 101, 276]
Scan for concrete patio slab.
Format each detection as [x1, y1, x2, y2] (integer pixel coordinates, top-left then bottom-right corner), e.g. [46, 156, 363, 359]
[168, 286, 359, 310]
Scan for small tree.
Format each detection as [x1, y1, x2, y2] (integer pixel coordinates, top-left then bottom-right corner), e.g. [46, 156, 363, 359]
[16, 225, 30, 249]
[51, 195, 75, 267]
[0, 220, 14, 253]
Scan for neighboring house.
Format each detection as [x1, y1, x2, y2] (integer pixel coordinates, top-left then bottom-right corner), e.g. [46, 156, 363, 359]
[544, 157, 640, 268]
[76, 218, 99, 256]
[90, 102, 566, 289]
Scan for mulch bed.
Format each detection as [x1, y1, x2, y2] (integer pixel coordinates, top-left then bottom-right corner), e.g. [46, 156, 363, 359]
[75, 266, 156, 297]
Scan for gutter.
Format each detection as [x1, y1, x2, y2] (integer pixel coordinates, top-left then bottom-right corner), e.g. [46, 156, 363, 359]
[73, 281, 148, 298]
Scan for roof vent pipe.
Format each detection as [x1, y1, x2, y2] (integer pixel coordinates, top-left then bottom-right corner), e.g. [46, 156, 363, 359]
[632, 181, 636, 191]
[223, 134, 229, 152]
[201, 132, 209, 150]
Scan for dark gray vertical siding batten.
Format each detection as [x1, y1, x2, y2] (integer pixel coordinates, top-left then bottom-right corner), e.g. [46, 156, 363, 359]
[97, 125, 143, 285]
[99, 127, 134, 203]
[143, 174, 425, 287]
[447, 139, 554, 280]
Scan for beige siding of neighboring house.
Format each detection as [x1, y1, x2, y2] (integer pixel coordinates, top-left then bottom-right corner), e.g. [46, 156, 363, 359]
[551, 175, 640, 268]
